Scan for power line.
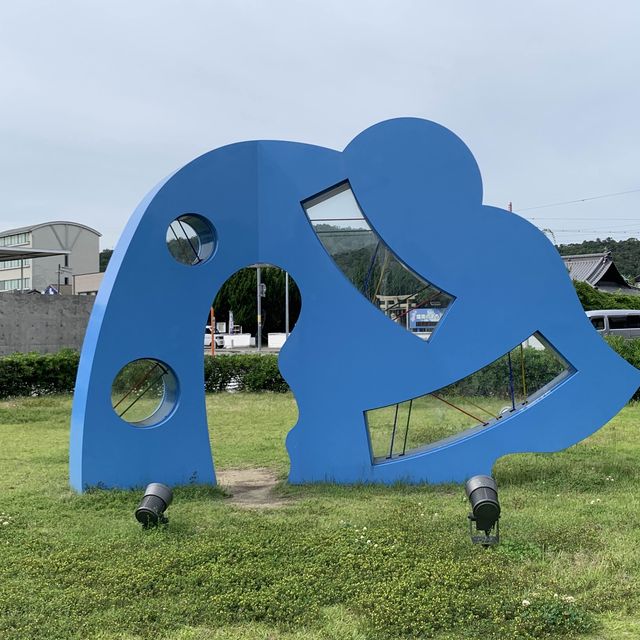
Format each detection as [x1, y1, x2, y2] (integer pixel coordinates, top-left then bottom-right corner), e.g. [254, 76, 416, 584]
[529, 216, 640, 221]
[550, 229, 640, 234]
[546, 225, 640, 231]
[519, 187, 640, 212]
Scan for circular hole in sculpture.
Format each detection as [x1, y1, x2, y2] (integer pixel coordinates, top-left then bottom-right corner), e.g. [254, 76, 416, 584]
[166, 214, 216, 265]
[112, 358, 178, 427]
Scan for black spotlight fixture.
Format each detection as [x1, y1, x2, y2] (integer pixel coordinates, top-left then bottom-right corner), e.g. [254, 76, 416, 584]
[135, 483, 173, 528]
[465, 475, 500, 547]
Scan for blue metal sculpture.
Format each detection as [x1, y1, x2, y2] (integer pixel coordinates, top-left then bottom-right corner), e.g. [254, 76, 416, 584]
[69, 118, 639, 491]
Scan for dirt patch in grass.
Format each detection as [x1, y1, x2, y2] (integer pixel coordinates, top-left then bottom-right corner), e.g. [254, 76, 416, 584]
[216, 468, 290, 509]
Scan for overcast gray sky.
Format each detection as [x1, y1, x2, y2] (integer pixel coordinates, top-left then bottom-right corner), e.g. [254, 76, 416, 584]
[1, 1, 639, 249]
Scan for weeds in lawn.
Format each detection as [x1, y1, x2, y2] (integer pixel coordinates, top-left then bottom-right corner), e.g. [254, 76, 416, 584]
[0, 394, 638, 639]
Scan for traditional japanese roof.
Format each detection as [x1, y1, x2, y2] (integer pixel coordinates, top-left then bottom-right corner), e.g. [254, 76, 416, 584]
[562, 251, 637, 292]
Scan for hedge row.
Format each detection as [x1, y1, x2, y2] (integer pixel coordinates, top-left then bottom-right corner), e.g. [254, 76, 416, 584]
[203, 354, 288, 393]
[604, 336, 640, 400]
[0, 349, 80, 398]
[444, 347, 565, 398]
[0, 352, 288, 399]
[1, 340, 639, 400]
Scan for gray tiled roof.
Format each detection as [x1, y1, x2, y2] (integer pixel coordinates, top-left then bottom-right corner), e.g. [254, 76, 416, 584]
[561, 251, 639, 294]
[562, 252, 614, 286]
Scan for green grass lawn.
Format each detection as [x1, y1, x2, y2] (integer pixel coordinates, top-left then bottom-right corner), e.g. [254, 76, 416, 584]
[0, 393, 639, 639]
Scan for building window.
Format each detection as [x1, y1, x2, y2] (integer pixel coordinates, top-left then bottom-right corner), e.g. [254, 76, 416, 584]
[0, 232, 30, 247]
[0, 259, 31, 270]
[0, 277, 30, 291]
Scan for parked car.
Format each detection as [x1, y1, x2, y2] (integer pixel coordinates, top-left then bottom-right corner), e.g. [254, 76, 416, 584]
[204, 326, 225, 348]
[586, 310, 640, 338]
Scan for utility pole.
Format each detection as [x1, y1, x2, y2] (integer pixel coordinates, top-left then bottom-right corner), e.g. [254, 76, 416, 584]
[210, 307, 215, 356]
[285, 271, 290, 336]
[256, 266, 262, 351]
[56, 263, 72, 293]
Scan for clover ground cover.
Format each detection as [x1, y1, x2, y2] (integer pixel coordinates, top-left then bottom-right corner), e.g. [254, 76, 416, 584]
[0, 394, 638, 639]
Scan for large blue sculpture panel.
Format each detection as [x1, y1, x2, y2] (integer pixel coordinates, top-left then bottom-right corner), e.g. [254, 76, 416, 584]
[69, 118, 639, 491]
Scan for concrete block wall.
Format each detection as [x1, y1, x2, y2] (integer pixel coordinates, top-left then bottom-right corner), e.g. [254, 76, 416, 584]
[0, 293, 94, 355]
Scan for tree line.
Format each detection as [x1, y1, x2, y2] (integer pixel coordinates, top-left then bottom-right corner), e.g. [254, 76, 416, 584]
[97, 234, 640, 335]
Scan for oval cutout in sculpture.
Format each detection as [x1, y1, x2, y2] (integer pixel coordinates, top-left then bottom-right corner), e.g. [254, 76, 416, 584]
[166, 214, 217, 265]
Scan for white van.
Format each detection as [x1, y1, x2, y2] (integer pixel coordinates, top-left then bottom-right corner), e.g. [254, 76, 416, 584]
[204, 326, 225, 348]
[586, 310, 640, 338]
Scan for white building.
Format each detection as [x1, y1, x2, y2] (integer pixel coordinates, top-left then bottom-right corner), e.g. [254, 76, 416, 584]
[0, 221, 101, 293]
[73, 271, 104, 295]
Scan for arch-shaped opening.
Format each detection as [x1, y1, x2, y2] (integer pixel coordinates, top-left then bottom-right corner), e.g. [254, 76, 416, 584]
[203, 265, 302, 477]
